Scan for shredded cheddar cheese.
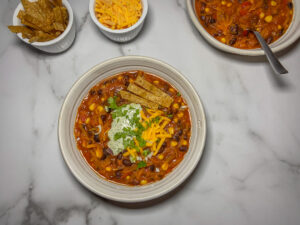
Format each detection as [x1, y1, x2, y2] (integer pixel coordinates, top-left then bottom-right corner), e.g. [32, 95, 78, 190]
[95, 0, 142, 30]
[141, 109, 172, 156]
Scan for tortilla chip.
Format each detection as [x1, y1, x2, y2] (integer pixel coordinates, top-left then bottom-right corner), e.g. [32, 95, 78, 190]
[120, 90, 159, 110]
[134, 76, 173, 107]
[8, 0, 68, 43]
[127, 83, 171, 108]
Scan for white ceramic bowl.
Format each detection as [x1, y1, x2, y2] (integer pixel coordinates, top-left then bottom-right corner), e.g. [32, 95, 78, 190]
[12, 0, 75, 53]
[187, 0, 300, 56]
[58, 56, 206, 203]
[89, 0, 148, 42]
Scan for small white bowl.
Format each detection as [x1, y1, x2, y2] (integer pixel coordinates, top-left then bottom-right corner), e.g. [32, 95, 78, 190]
[89, 0, 148, 42]
[58, 56, 206, 203]
[187, 0, 300, 56]
[12, 0, 75, 53]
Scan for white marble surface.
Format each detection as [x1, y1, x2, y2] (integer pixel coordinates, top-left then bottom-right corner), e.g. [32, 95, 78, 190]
[1, 0, 300, 224]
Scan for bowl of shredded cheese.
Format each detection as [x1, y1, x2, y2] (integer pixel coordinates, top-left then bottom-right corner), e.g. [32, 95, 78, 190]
[89, 0, 148, 42]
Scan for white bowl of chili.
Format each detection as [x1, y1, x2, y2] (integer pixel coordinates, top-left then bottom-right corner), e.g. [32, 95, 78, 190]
[187, 0, 300, 56]
[58, 56, 206, 202]
[89, 0, 148, 42]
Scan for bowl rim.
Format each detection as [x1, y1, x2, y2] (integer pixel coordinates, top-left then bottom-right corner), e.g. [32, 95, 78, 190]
[89, 0, 148, 34]
[58, 56, 207, 202]
[12, 0, 74, 46]
[186, 0, 300, 56]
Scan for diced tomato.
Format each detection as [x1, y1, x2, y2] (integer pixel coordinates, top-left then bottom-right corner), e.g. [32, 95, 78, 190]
[242, 30, 249, 36]
[241, 1, 251, 8]
[240, 1, 251, 16]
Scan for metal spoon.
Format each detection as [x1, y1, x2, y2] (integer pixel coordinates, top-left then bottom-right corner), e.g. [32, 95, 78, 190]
[253, 31, 288, 74]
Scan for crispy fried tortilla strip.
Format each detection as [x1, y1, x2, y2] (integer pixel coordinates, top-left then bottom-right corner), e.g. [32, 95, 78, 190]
[134, 76, 173, 107]
[127, 83, 171, 108]
[120, 90, 159, 109]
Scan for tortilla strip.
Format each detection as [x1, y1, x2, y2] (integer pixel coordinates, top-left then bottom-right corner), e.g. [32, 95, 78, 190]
[120, 90, 158, 110]
[127, 83, 170, 108]
[134, 76, 173, 107]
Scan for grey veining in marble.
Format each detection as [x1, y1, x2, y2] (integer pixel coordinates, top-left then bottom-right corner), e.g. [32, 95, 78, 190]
[1, 0, 300, 225]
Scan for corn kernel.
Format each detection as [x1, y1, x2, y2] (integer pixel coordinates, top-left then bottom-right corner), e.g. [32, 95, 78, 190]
[278, 25, 282, 30]
[290, 11, 292, 15]
[89, 103, 96, 111]
[101, 97, 105, 102]
[259, 12, 265, 19]
[177, 112, 183, 118]
[205, 7, 210, 13]
[256, 27, 261, 32]
[97, 105, 104, 113]
[153, 80, 159, 85]
[173, 103, 179, 109]
[158, 154, 164, 160]
[129, 78, 134, 83]
[161, 162, 169, 171]
[182, 140, 188, 146]
[117, 76, 122, 81]
[171, 141, 178, 147]
[271, 1, 277, 6]
[174, 118, 178, 123]
[140, 180, 147, 185]
[126, 175, 130, 180]
[169, 88, 176, 93]
[221, 1, 226, 5]
[85, 117, 90, 124]
[105, 166, 112, 172]
[221, 38, 226, 43]
[227, 2, 232, 7]
[95, 149, 102, 158]
[168, 127, 174, 134]
[264, 15, 273, 23]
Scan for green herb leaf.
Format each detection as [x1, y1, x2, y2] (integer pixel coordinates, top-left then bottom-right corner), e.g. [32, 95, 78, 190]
[167, 114, 173, 118]
[108, 96, 118, 109]
[177, 92, 181, 96]
[137, 161, 147, 169]
[143, 149, 150, 156]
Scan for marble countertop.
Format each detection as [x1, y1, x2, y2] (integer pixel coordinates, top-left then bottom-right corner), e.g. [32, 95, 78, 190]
[1, 0, 300, 224]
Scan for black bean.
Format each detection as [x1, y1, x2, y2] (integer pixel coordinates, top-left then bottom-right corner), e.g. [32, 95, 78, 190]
[115, 170, 122, 178]
[117, 153, 123, 160]
[101, 115, 107, 122]
[179, 146, 188, 152]
[200, 16, 205, 21]
[279, 28, 284, 35]
[122, 159, 132, 166]
[266, 36, 273, 44]
[229, 38, 237, 46]
[288, 2, 293, 9]
[110, 78, 116, 83]
[209, 18, 216, 24]
[229, 24, 239, 35]
[158, 142, 167, 154]
[132, 179, 140, 185]
[97, 89, 102, 95]
[149, 165, 155, 172]
[103, 148, 113, 156]
[94, 134, 100, 142]
[89, 90, 96, 95]
[101, 154, 107, 160]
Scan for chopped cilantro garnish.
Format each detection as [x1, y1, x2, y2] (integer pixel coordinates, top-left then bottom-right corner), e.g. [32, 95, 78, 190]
[177, 92, 181, 96]
[167, 114, 173, 118]
[143, 149, 150, 156]
[107, 96, 118, 109]
[137, 161, 147, 169]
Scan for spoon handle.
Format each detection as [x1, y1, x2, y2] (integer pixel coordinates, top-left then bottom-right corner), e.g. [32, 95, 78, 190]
[253, 31, 288, 74]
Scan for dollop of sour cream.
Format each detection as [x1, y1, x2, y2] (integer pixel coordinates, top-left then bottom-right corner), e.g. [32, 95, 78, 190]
[108, 103, 142, 155]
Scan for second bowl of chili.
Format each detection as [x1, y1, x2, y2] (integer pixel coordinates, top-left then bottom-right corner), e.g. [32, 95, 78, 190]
[187, 0, 300, 56]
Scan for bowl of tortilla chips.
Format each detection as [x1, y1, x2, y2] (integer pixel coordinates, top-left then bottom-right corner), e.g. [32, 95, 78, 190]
[9, 0, 75, 53]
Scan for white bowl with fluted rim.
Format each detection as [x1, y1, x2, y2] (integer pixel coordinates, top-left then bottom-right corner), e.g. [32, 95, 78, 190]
[58, 56, 206, 203]
[12, 0, 75, 53]
[89, 0, 148, 42]
[187, 0, 300, 56]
